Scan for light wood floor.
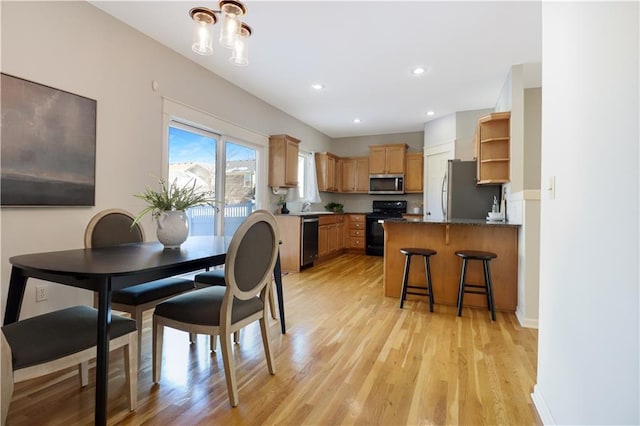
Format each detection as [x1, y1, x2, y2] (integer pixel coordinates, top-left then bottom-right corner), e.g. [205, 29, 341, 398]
[5, 254, 539, 425]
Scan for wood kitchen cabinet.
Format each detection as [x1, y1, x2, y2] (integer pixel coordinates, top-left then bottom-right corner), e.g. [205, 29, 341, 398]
[315, 152, 338, 192]
[317, 214, 345, 263]
[318, 222, 329, 258]
[335, 158, 344, 194]
[345, 214, 366, 253]
[269, 134, 300, 188]
[275, 215, 302, 272]
[404, 152, 424, 193]
[342, 157, 369, 193]
[369, 144, 407, 175]
[476, 112, 510, 184]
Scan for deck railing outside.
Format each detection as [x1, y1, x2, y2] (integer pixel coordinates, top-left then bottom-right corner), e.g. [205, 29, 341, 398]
[187, 201, 255, 236]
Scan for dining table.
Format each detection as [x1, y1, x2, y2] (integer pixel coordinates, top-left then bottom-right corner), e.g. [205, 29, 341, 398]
[3, 235, 286, 426]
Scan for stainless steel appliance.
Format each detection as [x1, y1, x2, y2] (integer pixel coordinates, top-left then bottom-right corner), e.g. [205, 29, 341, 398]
[301, 217, 319, 266]
[442, 160, 501, 220]
[369, 174, 404, 194]
[365, 200, 407, 256]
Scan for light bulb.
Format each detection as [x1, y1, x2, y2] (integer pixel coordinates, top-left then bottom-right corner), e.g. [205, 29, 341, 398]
[230, 23, 250, 66]
[219, 1, 244, 48]
[190, 8, 216, 55]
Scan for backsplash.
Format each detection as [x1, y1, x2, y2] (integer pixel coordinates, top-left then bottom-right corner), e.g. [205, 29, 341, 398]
[269, 191, 423, 214]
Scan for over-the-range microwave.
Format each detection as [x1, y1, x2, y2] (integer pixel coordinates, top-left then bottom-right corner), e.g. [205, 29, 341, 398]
[369, 174, 404, 194]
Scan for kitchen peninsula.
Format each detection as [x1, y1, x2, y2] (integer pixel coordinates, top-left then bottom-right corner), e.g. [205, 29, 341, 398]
[382, 218, 520, 311]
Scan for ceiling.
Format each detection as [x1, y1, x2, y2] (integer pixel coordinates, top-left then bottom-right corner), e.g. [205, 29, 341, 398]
[91, 1, 541, 138]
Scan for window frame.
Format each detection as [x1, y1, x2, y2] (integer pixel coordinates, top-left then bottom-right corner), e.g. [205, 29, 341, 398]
[161, 98, 268, 210]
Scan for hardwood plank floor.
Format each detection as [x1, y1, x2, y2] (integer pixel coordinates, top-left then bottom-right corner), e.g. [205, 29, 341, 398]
[5, 254, 539, 425]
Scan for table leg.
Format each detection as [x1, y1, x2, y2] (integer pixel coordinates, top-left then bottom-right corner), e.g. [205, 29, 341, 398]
[3, 267, 27, 325]
[95, 277, 112, 426]
[273, 250, 286, 334]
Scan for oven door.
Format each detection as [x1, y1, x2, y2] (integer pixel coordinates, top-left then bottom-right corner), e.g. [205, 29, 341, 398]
[365, 215, 386, 256]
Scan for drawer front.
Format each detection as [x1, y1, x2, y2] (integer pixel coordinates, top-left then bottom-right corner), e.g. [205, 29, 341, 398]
[349, 229, 364, 237]
[348, 237, 364, 248]
[349, 214, 365, 222]
[319, 215, 337, 226]
[350, 222, 364, 230]
[335, 215, 345, 223]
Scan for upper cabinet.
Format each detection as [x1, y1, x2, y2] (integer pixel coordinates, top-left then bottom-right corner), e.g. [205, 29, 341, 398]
[404, 152, 424, 193]
[269, 134, 300, 188]
[476, 112, 510, 184]
[315, 152, 338, 192]
[341, 157, 369, 193]
[369, 144, 407, 175]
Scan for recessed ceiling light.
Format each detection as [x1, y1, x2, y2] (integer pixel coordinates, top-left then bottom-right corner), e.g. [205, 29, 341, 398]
[353, 118, 361, 124]
[427, 111, 435, 116]
[412, 67, 426, 75]
[311, 83, 324, 90]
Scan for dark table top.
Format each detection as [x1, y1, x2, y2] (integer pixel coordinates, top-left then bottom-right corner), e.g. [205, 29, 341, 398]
[9, 236, 233, 291]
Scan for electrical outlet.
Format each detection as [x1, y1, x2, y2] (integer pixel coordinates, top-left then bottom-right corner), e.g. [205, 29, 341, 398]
[35, 284, 48, 302]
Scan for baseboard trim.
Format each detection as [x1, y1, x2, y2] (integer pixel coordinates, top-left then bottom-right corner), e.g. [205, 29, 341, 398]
[532, 385, 555, 425]
[516, 308, 539, 329]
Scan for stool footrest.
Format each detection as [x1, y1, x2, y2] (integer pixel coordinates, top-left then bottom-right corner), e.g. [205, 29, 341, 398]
[407, 285, 429, 290]
[407, 291, 430, 297]
[462, 289, 488, 295]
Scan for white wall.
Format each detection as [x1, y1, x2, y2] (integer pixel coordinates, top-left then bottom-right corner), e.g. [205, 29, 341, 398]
[454, 108, 493, 160]
[533, 2, 639, 424]
[0, 1, 332, 319]
[424, 113, 456, 148]
[493, 63, 543, 328]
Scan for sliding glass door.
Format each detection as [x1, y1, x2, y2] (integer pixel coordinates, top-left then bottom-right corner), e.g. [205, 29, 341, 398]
[223, 141, 256, 236]
[167, 123, 257, 237]
[168, 124, 218, 236]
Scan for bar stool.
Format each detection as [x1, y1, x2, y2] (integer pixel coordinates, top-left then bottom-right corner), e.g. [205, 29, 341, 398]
[399, 248, 437, 312]
[455, 250, 497, 321]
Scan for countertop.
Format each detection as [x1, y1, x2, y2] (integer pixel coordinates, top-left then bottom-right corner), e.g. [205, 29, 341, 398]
[278, 211, 339, 217]
[383, 217, 521, 227]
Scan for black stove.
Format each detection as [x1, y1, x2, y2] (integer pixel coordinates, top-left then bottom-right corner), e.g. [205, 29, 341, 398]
[365, 200, 407, 256]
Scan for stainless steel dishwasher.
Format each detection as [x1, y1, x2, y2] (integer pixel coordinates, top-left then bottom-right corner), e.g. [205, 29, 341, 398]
[300, 217, 319, 266]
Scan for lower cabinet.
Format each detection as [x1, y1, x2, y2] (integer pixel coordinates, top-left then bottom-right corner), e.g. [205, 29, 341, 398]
[275, 215, 302, 272]
[276, 214, 352, 272]
[346, 214, 365, 253]
[318, 214, 345, 263]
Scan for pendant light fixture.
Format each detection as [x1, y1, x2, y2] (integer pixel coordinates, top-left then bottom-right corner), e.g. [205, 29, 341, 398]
[189, 0, 252, 66]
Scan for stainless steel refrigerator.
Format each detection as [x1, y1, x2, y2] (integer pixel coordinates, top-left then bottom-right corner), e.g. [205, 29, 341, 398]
[442, 160, 501, 220]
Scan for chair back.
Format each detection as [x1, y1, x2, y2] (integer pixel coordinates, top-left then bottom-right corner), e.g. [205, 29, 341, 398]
[84, 209, 145, 248]
[223, 210, 279, 302]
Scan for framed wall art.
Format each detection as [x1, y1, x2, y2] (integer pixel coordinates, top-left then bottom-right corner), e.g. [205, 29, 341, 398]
[1, 73, 96, 206]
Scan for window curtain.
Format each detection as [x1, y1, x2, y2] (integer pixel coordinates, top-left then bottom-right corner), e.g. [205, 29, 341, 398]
[304, 151, 322, 203]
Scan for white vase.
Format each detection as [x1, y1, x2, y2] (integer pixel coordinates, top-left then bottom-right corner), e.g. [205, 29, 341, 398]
[156, 210, 189, 249]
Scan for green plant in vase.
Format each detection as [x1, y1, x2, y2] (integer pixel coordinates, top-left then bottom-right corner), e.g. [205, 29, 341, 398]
[133, 178, 217, 248]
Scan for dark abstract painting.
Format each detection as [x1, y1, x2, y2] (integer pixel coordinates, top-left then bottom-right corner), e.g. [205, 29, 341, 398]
[1, 73, 96, 206]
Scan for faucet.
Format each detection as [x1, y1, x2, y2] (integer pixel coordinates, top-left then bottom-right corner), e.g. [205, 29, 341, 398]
[302, 200, 311, 212]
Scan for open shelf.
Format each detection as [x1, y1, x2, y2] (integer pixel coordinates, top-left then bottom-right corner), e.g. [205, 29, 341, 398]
[476, 112, 510, 184]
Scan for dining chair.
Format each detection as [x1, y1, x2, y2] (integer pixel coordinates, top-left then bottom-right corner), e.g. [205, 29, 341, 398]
[152, 209, 279, 406]
[84, 209, 195, 359]
[1, 306, 138, 423]
[193, 265, 278, 351]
